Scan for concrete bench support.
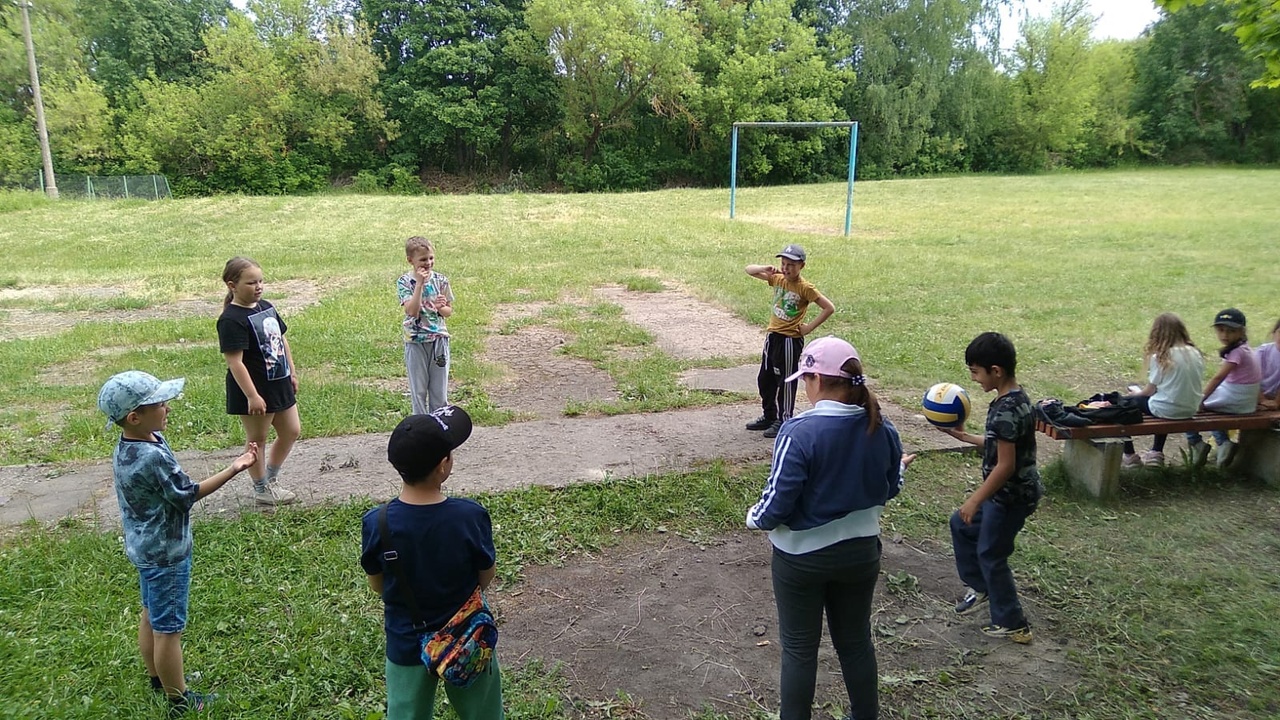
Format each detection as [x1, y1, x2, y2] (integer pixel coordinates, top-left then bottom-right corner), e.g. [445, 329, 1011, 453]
[1234, 428, 1280, 488]
[1062, 438, 1123, 500]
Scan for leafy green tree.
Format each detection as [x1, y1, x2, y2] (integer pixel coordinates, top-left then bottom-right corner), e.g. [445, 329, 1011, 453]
[1000, 0, 1098, 168]
[524, 0, 699, 163]
[825, 0, 1006, 176]
[75, 0, 230, 100]
[1134, 1, 1280, 161]
[1156, 0, 1280, 87]
[362, 0, 558, 175]
[685, 0, 852, 183]
[120, 3, 393, 193]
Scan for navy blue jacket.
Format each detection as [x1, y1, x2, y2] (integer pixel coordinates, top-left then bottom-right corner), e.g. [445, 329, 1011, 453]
[747, 401, 904, 554]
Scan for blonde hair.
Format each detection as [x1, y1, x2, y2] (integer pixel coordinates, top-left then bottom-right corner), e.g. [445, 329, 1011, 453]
[405, 236, 434, 256]
[813, 356, 883, 434]
[222, 256, 261, 306]
[1144, 312, 1200, 371]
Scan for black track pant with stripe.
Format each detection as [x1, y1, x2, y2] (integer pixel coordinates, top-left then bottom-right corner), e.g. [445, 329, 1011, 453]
[758, 332, 804, 422]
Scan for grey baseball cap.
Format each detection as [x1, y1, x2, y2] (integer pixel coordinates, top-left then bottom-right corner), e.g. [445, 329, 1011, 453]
[776, 244, 806, 262]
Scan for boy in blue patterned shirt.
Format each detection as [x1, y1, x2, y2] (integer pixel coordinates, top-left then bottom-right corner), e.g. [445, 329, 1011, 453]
[936, 332, 1042, 643]
[99, 371, 257, 716]
[398, 236, 455, 414]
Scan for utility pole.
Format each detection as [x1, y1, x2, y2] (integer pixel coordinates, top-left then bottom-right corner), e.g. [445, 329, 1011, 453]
[16, 0, 58, 199]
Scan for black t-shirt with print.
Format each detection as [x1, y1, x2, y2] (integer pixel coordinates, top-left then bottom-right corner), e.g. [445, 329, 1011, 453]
[217, 300, 296, 414]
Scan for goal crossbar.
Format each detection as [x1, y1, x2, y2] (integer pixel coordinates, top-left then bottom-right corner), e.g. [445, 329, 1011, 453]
[729, 121, 859, 237]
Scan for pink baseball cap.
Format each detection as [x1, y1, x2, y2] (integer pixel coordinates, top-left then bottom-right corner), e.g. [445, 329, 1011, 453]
[785, 336, 861, 382]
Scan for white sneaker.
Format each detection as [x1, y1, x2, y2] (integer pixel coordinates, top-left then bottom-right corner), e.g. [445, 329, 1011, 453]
[253, 482, 297, 505]
[1121, 453, 1142, 469]
[1216, 440, 1237, 469]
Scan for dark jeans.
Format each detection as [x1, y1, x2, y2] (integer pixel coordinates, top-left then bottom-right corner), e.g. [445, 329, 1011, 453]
[950, 499, 1035, 628]
[772, 536, 881, 720]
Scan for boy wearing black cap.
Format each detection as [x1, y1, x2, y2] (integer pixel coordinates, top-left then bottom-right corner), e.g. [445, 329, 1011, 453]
[745, 244, 836, 438]
[360, 407, 503, 720]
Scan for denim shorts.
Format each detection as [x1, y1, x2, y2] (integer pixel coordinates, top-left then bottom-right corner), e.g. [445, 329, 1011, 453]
[138, 557, 192, 634]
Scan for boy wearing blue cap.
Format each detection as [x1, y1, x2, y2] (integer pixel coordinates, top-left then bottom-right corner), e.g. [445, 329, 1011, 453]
[745, 244, 836, 438]
[98, 370, 258, 716]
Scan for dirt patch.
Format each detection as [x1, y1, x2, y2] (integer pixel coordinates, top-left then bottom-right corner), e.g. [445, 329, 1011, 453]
[595, 285, 763, 362]
[483, 319, 620, 420]
[0, 280, 332, 341]
[499, 530, 1076, 718]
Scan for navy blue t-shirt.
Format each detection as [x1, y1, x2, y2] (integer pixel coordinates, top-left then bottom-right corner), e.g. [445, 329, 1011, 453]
[360, 497, 496, 665]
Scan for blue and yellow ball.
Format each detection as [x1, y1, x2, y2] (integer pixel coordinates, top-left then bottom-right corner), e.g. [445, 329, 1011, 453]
[922, 383, 970, 428]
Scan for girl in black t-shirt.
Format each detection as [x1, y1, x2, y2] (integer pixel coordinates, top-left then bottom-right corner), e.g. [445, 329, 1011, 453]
[217, 256, 301, 506]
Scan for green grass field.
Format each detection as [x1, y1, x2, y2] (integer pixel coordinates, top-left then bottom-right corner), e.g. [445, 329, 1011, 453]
[2, 169, 1279, 719]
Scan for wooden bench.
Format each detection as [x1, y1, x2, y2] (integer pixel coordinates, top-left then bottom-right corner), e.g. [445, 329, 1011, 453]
[1036, 410, 1280, 499]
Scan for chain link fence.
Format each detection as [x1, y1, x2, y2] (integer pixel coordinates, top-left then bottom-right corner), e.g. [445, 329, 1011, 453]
[14, 171, 173, 200]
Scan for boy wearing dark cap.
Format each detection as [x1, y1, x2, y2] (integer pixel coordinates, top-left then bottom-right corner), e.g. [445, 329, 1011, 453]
[98, 370, 258, 716]
[360, 407, 503, 720]
[745, 244, 836, 438]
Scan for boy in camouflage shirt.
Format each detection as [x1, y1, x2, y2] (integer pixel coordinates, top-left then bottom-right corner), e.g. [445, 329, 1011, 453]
[99, 371, 258, 716]
[937, 332, 1042, 643]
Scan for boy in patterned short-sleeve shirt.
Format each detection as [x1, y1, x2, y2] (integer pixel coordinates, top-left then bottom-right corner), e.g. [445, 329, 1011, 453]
[99, 371, 257, 716]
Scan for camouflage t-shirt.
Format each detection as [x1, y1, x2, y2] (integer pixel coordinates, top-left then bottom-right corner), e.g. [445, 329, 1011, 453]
[982, 388, 1043, 507]
[112, 433, 200, 568]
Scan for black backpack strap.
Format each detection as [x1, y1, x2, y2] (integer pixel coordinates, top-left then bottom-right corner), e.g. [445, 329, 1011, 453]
[378, 503, 428, 630]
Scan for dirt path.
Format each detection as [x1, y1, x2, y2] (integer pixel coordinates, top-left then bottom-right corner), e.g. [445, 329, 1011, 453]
[0, 284, 964, 529]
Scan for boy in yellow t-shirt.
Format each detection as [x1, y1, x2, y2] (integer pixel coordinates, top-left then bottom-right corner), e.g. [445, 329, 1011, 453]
[744, 244, 836, 437]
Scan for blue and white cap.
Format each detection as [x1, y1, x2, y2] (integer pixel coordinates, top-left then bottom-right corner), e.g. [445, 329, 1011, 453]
[98, 371, 185, 428]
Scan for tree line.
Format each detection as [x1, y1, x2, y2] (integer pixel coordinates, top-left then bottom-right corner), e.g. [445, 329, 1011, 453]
[2, 0, 1277, 196]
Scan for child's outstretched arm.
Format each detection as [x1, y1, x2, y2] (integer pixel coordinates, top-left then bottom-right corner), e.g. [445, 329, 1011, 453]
[801, 294, 835, 336]
[745, 264, 777, 281]
[195, 442, 259, 500]
[938, 426, 985, 449]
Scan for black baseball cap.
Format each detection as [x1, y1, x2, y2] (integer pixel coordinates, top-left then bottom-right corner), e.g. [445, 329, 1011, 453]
[387, 406, 473, 480]
[1212, 308, 1246, 328]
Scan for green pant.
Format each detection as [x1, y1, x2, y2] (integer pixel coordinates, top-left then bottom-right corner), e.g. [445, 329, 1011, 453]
[385, 656, 504, 720]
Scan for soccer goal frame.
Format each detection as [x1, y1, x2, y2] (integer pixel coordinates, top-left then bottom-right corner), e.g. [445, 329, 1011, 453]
[729, 121, 859, 237]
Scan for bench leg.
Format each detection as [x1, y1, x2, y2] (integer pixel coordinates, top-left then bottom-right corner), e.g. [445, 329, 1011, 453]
[1063, 438, 1123, 499]
[1234, 428, 1280, 488]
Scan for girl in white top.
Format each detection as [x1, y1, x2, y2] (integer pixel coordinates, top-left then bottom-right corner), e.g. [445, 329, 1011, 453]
[1122, 313, 1204, 468]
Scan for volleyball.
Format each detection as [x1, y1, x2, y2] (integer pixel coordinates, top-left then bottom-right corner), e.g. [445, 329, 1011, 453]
[922, 383, 970, 428]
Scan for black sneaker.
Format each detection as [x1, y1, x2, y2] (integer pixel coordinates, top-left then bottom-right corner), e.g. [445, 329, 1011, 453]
[169, 690, 216, 717]
[745, 415, 775, 431]
[762, 420, 783, 438]
[954, 588, 988, 616]
[981, 622, 1033, 644]
[152, 672, 202, 693]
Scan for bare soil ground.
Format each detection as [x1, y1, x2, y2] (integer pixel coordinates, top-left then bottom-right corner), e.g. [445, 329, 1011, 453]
[0, 282, 1074, 718]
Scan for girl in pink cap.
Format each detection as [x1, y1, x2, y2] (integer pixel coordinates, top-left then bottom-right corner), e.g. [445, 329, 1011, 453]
[746, 336, 912, 720]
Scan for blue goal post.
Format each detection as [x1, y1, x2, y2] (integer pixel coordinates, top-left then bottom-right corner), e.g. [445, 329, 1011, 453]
[729, 121, 859, 237]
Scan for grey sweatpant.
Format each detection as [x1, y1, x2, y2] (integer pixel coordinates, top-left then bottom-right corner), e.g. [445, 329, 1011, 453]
[404, 338, 450, 414]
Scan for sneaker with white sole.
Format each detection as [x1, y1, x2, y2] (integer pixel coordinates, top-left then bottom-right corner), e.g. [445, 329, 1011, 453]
[1121, 453, 1142, 469]
[1140, 450, 1165, 467]
[253, 482, 297, 505]
[981, 622, 1033, 644]
[954, 588, 989, 616]
[1216, 440, 1237, 468]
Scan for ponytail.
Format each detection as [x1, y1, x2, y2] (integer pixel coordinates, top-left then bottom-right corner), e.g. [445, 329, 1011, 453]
[221, 256, 260, 307]
[814, 357, 882, 434]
